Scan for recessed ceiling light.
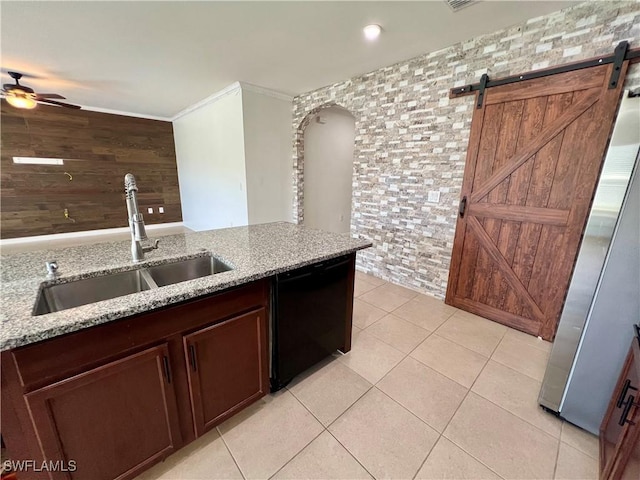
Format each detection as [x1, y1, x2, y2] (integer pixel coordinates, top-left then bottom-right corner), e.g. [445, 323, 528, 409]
[363, 24, 382, 41]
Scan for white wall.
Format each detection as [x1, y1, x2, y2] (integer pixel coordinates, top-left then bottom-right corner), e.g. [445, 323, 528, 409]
[173, 88, 248, 231]
[303, 107, 355, 233]
[242, 88, 293, 224]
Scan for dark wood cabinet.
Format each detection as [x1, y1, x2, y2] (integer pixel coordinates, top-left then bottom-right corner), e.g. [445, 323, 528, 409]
[600, 333, 640, 480]
[1, 280, 269, 480]
[25, 344, 181, 480]
[184, 308, 269, 436]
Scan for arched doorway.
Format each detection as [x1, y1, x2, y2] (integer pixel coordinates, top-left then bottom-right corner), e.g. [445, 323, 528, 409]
[301, 106, 355, 233]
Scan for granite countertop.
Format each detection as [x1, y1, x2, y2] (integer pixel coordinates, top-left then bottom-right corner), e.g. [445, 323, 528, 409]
[0, 222, 371, 351]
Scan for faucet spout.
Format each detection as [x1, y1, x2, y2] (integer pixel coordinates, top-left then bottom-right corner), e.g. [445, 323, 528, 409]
[125, 173, 159, 262]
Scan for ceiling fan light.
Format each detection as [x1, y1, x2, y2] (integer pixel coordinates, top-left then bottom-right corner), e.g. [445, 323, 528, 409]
[6, 92, 37, 109]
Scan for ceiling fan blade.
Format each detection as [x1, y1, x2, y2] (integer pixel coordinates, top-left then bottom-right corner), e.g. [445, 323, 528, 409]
[37, 98, 81, 109]
[35, 93, 66, 100]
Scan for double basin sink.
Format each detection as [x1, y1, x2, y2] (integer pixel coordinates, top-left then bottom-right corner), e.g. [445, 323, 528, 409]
[34, 254, 232, 316]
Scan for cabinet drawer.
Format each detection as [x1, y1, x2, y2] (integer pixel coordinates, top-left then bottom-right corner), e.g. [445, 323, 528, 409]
[13, 280, 268, 391]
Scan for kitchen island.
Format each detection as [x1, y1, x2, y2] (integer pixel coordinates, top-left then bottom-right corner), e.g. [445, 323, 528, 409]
[0, 222, 370, 480]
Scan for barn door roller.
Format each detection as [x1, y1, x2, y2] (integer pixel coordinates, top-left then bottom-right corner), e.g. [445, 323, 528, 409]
[452, 41, 639, 106]
[609, 41, 629, 89]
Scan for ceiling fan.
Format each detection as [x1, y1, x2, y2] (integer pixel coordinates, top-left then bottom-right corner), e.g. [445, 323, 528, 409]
[1, 71, 81, 110]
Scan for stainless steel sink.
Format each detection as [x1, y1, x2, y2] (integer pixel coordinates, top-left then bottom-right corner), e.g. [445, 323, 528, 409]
[146, 255, 232, 287]
[33, 254, 233, 315]
[34, 269, 155, 315]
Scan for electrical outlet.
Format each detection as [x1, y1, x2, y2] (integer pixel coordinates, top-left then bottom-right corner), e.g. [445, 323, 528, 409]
[159, 206, 165, 214]
[147, 207, 154, 214]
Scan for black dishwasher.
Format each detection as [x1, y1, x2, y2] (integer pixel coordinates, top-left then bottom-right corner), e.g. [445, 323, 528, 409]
[271, 254, 353, 391]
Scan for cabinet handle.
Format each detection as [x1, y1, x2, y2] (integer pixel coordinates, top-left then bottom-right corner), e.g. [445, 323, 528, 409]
[616, 379, 638, 408]
[618, 394, 637, 426]
[162, 355, 172, 384]
[188, 344, 198, 372]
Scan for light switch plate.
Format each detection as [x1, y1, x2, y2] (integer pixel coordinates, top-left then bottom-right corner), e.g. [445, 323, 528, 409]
[427, 191, 441, 203]
[159, 206, 165, 214]
[147, 207, 154, 214]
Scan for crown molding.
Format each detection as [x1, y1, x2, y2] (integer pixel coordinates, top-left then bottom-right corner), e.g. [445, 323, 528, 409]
[171, 82, 242, 121]
[55, 81, 291, 123]
[79, 105, 172, 122]
[239, 82, 293, 102]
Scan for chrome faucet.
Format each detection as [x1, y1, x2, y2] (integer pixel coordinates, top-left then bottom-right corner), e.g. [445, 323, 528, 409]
[124, 173, 159, 262]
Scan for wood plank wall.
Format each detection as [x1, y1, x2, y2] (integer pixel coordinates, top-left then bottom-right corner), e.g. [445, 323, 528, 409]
[0, 100, 182, 239]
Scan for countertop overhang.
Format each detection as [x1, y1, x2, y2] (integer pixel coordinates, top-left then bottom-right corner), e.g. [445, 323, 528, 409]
[0, 222, 371, 351]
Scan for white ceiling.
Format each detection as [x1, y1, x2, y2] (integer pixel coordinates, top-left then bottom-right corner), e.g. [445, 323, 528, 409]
[1, 1, 578, 119]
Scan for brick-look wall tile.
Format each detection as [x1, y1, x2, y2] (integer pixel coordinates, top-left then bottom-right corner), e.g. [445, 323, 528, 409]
[292, 1, 640, 299]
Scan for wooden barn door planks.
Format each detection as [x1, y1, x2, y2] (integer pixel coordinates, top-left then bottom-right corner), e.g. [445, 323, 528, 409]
[445, 62, 629, 341]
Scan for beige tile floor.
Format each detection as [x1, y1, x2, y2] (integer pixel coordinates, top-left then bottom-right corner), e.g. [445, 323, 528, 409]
[136, 272, 600, 480]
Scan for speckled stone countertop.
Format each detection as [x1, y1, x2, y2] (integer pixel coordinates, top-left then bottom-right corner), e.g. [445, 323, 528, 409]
[0, 222, 371, 351]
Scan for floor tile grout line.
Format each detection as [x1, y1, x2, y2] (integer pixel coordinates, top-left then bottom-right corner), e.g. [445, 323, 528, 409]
[216, 426, 248, 480]
[409, 432, 441, 480]
[441, 328, 564, 479]
[324, 383, 376, 430]
[472, 346, 565, 441]
[470, 388, 562, 441]
[348, 385, 441, 480]
[409, 378, 478, 480]
[361, 295, 475, 362]
[324, 429, 378, 480]
[489, 355, 547, 383]
[484, 354, 547, 384]
[433, 319, 509, 358]
[343, 327, 407, 360]
[407, 352, 477, 390]
[287, 375, 373, 430]
[331, 353, 380, 387]
[360, 317, 433, 355]
[280, 287, 562, 480]
[427, 320, 500, 358]
[552, 429, 562, 480]
[557, 437, 600, 461]
[356, 291, 414, 314]
[502, 327, 553, 349]
[373, 385, 442, 436]
[267, 428, 326, 480]
[423, 330, 508, 480]
[558, 423, 600, 461]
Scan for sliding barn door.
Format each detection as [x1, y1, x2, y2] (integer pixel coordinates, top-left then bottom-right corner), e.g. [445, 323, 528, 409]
[446, 62, 628, 341]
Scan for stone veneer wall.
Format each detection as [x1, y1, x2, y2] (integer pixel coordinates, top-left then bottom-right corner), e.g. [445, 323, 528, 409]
[292, 1, 640, 299]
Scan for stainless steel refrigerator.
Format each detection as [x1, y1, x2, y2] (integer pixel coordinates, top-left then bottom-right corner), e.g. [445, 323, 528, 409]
[538, 90, 640, 434]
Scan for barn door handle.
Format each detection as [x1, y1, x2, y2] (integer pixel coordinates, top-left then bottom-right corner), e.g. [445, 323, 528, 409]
[459, 196, 467, 218]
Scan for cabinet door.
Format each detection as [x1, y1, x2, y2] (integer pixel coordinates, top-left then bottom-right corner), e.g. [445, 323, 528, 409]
[26, 344, 181, 480]
[600, 340, 640, 480]
[184, 308, 269, 436]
